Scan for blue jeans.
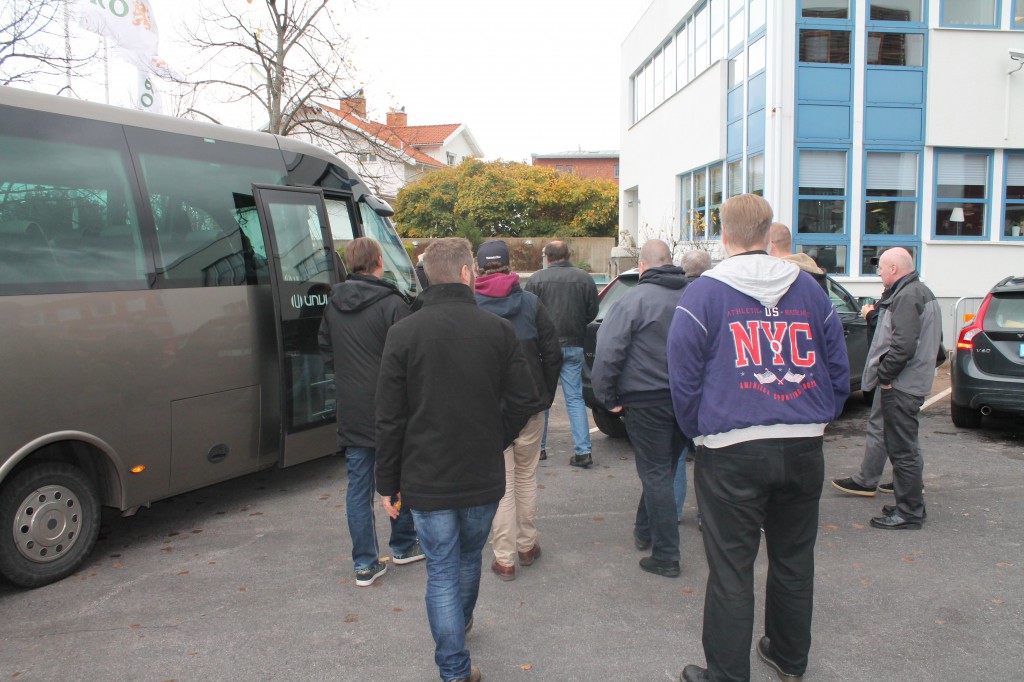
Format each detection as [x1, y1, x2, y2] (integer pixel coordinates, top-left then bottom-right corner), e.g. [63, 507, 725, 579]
[411, 502, 499, 681]
[541, 345, 592, 456]
[674, 442, 691, 522]
[624, 404, 684, 562]
[345, 447, 416, 571]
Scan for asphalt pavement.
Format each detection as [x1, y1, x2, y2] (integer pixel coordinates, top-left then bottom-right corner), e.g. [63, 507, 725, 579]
[0, 368, 1021, 681]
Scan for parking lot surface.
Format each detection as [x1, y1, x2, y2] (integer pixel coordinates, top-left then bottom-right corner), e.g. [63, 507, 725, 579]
[1, 370, 1021, 681]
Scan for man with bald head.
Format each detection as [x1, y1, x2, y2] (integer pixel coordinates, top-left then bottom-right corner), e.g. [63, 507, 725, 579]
[834, 247, 940, 530]
[592, 239, 689, 577]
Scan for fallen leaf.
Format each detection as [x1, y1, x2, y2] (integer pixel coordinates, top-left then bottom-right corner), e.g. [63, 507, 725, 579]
[852, 524, 865, 529]
[592, 541, 603, 546]
[592, 516, 604, 522]
[519, 664, 533, 670]
[249, 512, 263, 516]
[996, 562, 1012, 568]
[113, 563, 124, 569]
[822, 524, 839, 530]
[238, 585, 246, 591]
[935, 619, 945, 624]
[187, 652, 199, 656]
[537, 484, 546, 489]
[167, 532, 179, 537]
[861, 579, 872, 586]
[161, 547, 173, 554]
[208, 561, 216, 565]
[679, 588, 695, 595]
[852, 562, 863, 569]
[339, 579, 349, 585]
[334, 504, 343, 509]
[392, 607, 403, 613]
[901, 556, 914, 563]
[319, 494, 331, 500]
[130, 623, 141, 629]
[176, 570, 189, 576]
[912, 550, 925, 555]
[344, 614, 359, 623]
[190, 529, 203, 534]
[991, 599, 1005, 604]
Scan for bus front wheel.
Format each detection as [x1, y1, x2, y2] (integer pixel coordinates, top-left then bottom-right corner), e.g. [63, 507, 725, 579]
[0, 462, 101, 588]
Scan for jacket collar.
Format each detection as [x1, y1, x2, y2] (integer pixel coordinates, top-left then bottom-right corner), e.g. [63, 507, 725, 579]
[417, 282, 476, 306]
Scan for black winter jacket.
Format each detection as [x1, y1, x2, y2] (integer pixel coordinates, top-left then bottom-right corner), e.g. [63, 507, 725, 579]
[318, 274, 411, 449]
[375, 284, 543, 511]
[523, 261, 599, 347]
[475, 272, 563, 411]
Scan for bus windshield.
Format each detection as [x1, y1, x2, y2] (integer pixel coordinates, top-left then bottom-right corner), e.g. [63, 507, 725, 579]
[359, 201, 417, 298]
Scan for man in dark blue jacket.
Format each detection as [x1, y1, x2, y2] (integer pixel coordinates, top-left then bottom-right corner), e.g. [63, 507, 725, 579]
[318, 237, 422, 587]
[670, 194, 850, 682]
[592, 239, 688, 578]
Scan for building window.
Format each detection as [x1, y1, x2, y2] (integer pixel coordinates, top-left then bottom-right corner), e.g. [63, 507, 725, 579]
[796, 149, 848, 235]
[941, 0, 999, 27]
[694, 168, 708, 236]
[801, 0, 850, 20]
[1003, 154, 1024, 239]
[566, 165, 574, 175]
[799, 30, 852, 63]
[934, 150, 990, 238]
[676, 24, 690, 89]
[727, 159, 743, 196]
[1015, 0, 1024, 29]
[694, 3, 710, 74]
[869, 0, 923, 22]
[356, 152, 377, 163]
[446, 152, 457, 166]
[710, 0, 726, 63]
[747, 153, 764, 196]
[859, 244, 917, 276]
[614, 164, 620, 179]
[709, 164, 724, 238]
[798, 244, 848, 274]
[864, 151, 919, 236]
[867, 32, 924, 66]
[664, 35, 676, 95]
[680, 165, 725, 240]
[728, 0, 744, 51]
[555, 165, 564, 172]
[681, 174, 693, 239]
[748, 36, 766, 74]
[749, 0, 766, 34]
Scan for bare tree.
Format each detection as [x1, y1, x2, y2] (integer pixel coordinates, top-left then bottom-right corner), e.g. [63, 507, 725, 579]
[0, 0, 94, 89]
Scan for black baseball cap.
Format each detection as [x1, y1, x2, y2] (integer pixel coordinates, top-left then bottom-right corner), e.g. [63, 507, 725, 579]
[477, 240, 510, 268]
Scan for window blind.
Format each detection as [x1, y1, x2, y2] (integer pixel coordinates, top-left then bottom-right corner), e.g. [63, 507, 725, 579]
[799, 150, 847, 189]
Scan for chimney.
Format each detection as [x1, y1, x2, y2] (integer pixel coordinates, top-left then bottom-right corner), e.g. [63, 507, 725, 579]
[386, 106, 408, 128]
[339, 88, 366, 118]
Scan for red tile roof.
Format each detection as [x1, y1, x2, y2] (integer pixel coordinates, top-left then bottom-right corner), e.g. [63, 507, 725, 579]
[318, 102, 446, 169]
[394, 124, 461, 147]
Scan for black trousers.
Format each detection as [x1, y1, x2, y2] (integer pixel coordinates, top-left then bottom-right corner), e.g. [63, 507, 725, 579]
[695, 436, 824, 681]
[880, 387, 926, 521]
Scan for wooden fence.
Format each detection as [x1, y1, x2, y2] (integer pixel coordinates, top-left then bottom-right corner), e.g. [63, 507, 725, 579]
[403, 237, 618, 274]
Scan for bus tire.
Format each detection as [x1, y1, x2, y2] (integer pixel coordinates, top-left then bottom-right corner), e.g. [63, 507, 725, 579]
[0, 462, 101, 588]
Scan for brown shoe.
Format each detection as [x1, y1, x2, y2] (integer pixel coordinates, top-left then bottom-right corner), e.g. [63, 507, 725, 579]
[491, 560, 515, 581]
[517, 543, 541, 566]
[449, 665, 482, 682]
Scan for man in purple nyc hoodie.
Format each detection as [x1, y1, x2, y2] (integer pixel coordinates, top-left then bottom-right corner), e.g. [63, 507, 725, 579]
[670, 194, 850, 682]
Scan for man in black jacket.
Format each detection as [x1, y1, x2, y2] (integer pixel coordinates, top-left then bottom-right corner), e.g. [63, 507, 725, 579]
[524, 240, 599, 467]
[376, 238, 541, 682]
[592, 239, 688, 578]
[318, 237, 422, 588]
[474, 240, 562, 582]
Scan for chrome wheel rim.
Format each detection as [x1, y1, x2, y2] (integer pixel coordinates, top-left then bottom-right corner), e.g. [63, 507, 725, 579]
[13, 484, 82, 563]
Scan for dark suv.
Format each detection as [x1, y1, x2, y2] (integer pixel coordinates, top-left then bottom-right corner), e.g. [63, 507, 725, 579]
[582, 269, 870, 438]
[950, 275, 1024, 428]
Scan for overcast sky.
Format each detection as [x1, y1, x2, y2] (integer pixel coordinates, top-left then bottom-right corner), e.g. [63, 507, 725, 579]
[129, 0, 650, 163]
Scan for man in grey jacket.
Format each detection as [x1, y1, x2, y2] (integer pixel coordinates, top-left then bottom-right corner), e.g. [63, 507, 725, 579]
[845, 247, 940, 530]
[591, 239, 688, 576]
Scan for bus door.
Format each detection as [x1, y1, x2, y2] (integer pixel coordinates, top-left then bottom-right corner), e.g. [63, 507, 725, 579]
[251, 185, 338, 467]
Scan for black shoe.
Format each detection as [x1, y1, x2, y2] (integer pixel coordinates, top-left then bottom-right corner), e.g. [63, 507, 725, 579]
[831, 477, 877, 497]
[633, 531, 652, 551]
[569, 453, 593, 468]
[680, 665, 709, 682]
[756, 636, 803, 678]
[639, 556, 680, 577]
[882, 504, 927, 521]
[870, 509, 922, 530]
[539, 448, 547, 461]
[392, 541, 425, 565]
[354, 560, 387, 586]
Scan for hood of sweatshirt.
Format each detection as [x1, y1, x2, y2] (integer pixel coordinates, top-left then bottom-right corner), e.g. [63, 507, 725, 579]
[782, 252, 825, 276]
[475, 272, 520, 298]
[475, 272, 523, 318]
[329, 274, 402, 313]
[639, 264, 687, 289]
[703, 252, 800, 309]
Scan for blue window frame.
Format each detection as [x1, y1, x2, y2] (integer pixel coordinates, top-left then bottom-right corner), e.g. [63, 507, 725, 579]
[933, 149, 993, 240]
[940, 0, 1000, 28]
[861, 150, 922, 274]
[793, 147, 851, 273]
[680, 162, 725, 240]
[1002, 153, 1024, 239]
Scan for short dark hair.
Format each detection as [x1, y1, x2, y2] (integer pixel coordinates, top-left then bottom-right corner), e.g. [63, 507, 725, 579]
[346, 237, 381, 274]
[424, 237, 473, 284]
[544, 240, 569, 262]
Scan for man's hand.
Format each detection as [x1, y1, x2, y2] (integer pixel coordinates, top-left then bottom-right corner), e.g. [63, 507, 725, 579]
[608, 406, 623, 414]
[861, 303, 875, 319]
[880, 384, 892, 390]
[381, 494, 400, 520]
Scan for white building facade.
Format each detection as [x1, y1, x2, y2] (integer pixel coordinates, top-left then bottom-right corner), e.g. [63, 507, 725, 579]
[620, 0, 1024, 324]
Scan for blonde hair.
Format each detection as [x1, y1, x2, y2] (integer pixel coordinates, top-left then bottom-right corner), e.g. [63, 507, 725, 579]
[424, 238, 473, 284]
[721, 194, 774, 251]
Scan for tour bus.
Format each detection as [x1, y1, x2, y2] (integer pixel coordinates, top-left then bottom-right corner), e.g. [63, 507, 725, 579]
[0, 85, 418, 587]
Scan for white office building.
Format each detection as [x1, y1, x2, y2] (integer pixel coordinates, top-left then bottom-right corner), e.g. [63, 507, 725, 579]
[620, 0, 1024, 327]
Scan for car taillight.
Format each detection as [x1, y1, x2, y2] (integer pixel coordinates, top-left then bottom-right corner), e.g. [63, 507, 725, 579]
[957, 294, 994, 350]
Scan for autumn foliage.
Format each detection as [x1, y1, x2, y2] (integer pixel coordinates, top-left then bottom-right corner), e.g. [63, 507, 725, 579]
[392, 159, 618, 239]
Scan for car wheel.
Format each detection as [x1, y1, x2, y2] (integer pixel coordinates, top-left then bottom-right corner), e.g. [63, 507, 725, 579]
[0, 462, 101, 588]
[950, 402, 983, 429]
[592, 408, 628, 439]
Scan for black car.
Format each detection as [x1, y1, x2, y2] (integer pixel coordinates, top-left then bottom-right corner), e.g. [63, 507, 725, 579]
[950, 275, 1024, 428]
[582, 269, 871, 438]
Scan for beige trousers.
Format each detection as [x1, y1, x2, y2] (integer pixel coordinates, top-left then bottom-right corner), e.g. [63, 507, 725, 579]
[490, 412, 544, 567]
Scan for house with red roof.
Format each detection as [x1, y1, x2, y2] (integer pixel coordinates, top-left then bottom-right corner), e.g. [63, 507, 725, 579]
[312, 90, 483, 201]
